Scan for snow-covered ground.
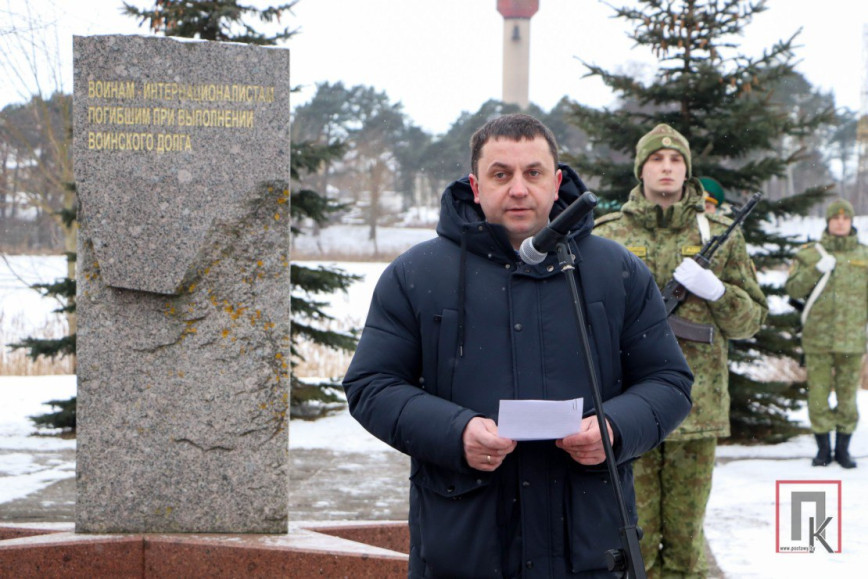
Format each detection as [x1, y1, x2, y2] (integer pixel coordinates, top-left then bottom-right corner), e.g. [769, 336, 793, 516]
[0, 375, 76, 505]
[3, 216, 868, 575]
[292, 223, 436, 257]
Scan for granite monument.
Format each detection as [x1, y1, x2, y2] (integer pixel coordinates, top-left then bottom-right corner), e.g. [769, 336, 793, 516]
[73, 35, 290, 534]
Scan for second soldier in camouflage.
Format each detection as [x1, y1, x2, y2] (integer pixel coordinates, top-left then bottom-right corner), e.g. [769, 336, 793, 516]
[785, 198, 864, 470]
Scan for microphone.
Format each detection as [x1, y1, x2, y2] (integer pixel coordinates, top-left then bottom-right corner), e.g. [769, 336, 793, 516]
[518, 191, 598, 265]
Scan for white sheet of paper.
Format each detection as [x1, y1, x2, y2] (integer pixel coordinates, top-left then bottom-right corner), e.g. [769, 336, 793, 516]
[496, 397, 584, 441]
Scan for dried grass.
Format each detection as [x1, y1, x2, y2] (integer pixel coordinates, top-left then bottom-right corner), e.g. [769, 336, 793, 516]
[293, 315, 363, 381]
[0, 312, 74, 376]
[294, 343, 354, 381]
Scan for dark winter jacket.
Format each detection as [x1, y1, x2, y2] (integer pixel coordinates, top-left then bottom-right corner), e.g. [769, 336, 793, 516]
[343, 164, 693, 578]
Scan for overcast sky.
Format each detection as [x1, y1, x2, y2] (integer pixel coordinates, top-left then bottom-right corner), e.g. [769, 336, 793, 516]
[2, 0, 867, 134]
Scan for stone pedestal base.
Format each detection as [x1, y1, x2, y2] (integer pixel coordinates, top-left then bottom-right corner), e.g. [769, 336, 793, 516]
[0, 521, 408, 577]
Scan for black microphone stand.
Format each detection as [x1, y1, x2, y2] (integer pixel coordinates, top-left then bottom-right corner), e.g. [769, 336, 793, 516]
[554, 240, 647, 579]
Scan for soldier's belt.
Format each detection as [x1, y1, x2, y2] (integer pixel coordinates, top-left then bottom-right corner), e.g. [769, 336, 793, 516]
[668, 315, 715, 344]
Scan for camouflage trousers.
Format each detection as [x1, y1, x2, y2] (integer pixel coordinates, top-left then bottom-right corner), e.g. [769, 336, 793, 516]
[805, 352, 862, 434]
[634, 438, 716, 579]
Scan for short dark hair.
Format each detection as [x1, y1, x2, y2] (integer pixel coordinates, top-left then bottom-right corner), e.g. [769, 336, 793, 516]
[470, 113, 559, 176]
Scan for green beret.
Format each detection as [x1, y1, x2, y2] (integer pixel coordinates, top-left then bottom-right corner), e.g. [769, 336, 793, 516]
[699, 177, 725, 206]
[826, 198, 854, 221]
[635, 123, 692, 181]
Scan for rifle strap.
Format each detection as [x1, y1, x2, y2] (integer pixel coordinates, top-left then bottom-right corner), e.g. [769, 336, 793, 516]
[697, 213, 711, 245]
[801, 243, 832, 327]
[668, 315, 715, 344]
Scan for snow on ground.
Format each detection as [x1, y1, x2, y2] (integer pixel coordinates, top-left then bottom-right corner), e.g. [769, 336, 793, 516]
[292, 223, 436, 257]
[0, 375, 76, 504]
[707, 395, 868, 577]
[289, 403, 391, 453]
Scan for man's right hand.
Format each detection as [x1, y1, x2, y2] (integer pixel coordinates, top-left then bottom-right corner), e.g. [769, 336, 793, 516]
[673, 258, 725, 301]
[462, 417, 517, 471]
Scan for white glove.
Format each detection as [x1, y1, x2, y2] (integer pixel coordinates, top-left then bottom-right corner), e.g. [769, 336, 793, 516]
[673, 258, 725, 302]
[815, 254, 836, 274]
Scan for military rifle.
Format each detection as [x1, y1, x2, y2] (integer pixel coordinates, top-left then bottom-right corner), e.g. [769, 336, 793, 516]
[661, 192, 763, 320]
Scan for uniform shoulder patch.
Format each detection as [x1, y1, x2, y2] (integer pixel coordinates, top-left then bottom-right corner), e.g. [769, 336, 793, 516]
[593, 211, 622, 228]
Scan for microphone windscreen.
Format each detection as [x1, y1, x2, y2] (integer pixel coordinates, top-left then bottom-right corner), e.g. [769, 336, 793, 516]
[519, 237, 547, 265]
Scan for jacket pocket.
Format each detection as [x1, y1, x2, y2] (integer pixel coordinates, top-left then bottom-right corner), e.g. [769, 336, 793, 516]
[564, 464, 636, 573]
[435, 308, 459, 400]
[410, 462, 501, 578]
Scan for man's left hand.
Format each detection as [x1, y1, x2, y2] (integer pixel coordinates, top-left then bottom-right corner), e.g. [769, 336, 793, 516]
[556, 416, 614, 465]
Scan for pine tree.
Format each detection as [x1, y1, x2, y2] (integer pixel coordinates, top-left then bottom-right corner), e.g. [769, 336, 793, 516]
[29, 397, 76, 431]
[10, 189, 77, 359]
[9, 259, 76, 360]
[566, 0, 837, 442]
[122, 0, 360, 416]
[123, 0, 299, 44]
[288, 138, 360, 415]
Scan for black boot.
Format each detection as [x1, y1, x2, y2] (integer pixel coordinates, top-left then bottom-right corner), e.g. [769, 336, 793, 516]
[812, 433, 832, 466]
[834, 432, 857, 469]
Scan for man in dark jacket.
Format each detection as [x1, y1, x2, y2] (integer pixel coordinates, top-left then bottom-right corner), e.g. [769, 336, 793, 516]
[343, 114, 693, 578]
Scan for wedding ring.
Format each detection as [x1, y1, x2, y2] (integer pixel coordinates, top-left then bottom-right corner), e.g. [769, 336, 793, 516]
[486, 454, 492, 464]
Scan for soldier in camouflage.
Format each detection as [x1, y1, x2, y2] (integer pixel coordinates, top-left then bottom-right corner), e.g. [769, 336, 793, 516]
[699, 177, 725, 215]
[785, 198, 864, 469]
[594, 124, 768, 578]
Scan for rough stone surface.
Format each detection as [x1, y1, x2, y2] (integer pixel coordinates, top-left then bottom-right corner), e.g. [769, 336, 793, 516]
[73, 35, 290, 533]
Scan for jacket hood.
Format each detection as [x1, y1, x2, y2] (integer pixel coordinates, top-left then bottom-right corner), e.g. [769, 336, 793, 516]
[435, 163, 591, 259]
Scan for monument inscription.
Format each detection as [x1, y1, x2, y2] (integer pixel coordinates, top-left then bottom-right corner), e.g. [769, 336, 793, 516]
[73, 35, 290, 534]
[74, 35, 288, 295]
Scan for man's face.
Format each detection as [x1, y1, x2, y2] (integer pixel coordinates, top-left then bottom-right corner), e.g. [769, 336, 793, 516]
[469, 136, 562, 250]
[640, 149, 687, 204]
[828, 214, 852, 237]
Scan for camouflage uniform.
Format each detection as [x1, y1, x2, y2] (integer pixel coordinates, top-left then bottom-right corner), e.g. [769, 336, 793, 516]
[595, 179, 767, 577]
[785, 230, 868, 436]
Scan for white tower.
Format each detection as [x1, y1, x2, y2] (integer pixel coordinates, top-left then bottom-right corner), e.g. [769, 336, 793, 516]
[857, 24, 868, 210]
[497, 0, 539, 109]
